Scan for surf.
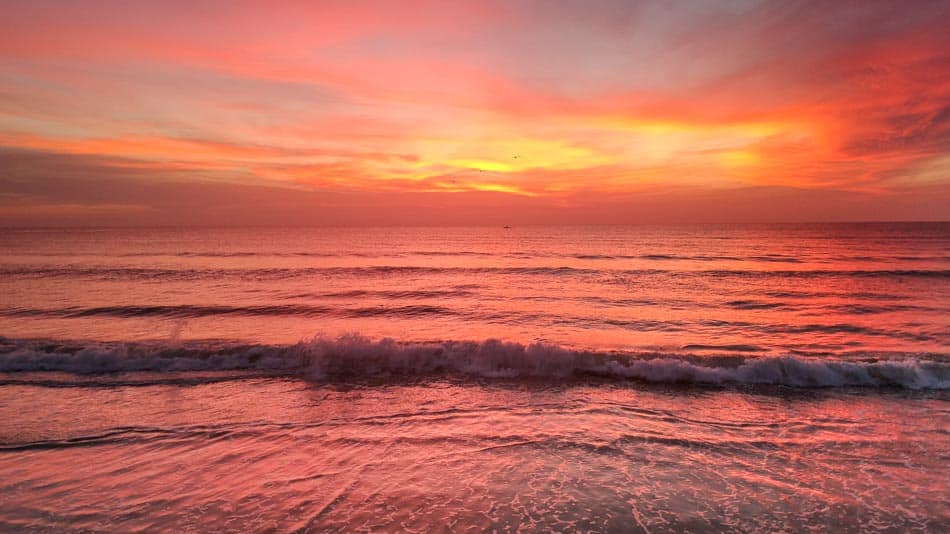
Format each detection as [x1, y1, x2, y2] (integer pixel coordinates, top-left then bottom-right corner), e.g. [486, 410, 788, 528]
[1, 335, 946, 389]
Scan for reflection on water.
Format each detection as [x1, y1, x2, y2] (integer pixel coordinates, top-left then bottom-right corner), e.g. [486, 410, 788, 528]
[0, 379, 946, 531]
[1, 224, 948, 355]
[1, 224, 948, 531]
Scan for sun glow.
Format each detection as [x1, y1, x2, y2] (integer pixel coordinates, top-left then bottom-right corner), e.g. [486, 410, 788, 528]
[0, 0, 947, 224]
[719, 150, 762, 168]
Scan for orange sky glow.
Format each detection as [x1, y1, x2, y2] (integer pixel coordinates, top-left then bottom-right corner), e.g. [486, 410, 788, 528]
[1, 0, 948, 225]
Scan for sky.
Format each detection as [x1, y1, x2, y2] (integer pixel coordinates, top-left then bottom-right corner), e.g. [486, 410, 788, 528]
[1, 0, 948, 225]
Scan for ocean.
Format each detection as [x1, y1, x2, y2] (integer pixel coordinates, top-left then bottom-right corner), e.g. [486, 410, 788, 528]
[0, 224, 947, 531]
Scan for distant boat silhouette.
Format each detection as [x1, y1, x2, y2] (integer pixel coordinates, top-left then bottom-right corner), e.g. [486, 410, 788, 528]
[503, 225, 511, 229]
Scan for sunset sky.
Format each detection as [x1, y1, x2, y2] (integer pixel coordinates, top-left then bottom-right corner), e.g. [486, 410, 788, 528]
[1, 0, 948, 225]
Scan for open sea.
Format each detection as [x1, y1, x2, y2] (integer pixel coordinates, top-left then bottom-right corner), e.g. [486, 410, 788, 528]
[0, 224, 948, 531]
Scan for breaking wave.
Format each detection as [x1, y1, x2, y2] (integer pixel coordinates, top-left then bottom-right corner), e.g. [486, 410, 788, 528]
[1, 336, 946, 390]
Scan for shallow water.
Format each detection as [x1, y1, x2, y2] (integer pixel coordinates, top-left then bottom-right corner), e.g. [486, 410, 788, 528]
[0, 224, 948, 531]
[0, 378, 947, 532]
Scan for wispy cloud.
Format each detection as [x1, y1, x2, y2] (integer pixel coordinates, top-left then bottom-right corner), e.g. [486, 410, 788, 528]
[1, 0, 948, 223]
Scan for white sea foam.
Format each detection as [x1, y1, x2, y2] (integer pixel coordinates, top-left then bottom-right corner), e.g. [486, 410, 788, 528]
[0, 335, 946, 389]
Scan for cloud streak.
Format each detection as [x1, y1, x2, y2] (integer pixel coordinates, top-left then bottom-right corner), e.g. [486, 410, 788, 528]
[1, 0, 948, 223]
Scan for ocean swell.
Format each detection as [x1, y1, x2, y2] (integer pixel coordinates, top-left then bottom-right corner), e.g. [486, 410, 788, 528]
[1, 336, 947, 389]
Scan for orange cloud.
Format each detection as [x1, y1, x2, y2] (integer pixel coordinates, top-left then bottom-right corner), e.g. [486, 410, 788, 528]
[0, 1, 947, 223]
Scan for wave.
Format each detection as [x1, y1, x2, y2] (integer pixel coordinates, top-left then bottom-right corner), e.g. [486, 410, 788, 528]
[2, 305, 943, 343]
[12, 251, 950, 263]
[3, 265, 948, 282]
[1, 336, 946, 389]
[0, 265, 601, 280]
[1, 304, 459, 320]
[283, 289, 477, 300]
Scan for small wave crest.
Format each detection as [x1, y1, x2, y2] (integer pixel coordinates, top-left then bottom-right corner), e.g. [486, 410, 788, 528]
[2, 304, 458, 320]
[0, 336, 947, 389]
[4, 266, 947, 282]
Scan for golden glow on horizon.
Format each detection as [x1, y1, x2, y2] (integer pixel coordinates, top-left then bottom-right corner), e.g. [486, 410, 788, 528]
[0, 0, 947, 224]
[719, 150, 762, 168]
[432, 138, 614, 175]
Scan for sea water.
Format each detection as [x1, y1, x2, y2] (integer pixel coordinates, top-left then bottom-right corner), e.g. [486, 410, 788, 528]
[0, 224, 947, 531]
